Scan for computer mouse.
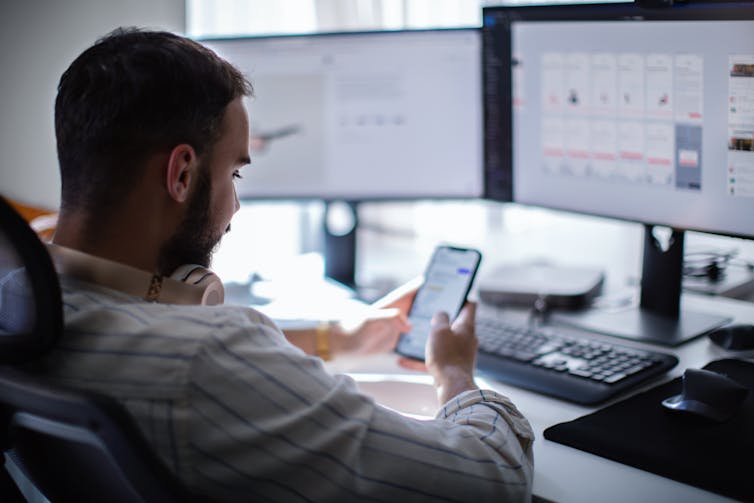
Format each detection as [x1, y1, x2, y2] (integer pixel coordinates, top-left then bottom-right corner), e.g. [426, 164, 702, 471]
[662, 368, 749, 423]
[707, 324, 754, 351]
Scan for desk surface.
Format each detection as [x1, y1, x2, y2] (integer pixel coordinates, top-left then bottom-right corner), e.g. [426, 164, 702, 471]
[522, 291, 752, 503]
[323, 291, 753, 503]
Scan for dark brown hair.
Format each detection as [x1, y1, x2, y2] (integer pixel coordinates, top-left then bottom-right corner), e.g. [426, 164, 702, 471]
[55, 27, 252, 219]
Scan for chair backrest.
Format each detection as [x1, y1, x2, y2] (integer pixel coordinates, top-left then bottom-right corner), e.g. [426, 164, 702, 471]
[0, 197, 61, 363]
[0, 195, 205, 503]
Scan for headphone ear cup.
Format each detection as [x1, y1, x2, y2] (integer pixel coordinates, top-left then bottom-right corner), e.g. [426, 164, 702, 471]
[170, 264, 225, 305]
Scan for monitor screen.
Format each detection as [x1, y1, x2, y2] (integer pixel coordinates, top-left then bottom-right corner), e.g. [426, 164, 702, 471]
[483, 2, 754, 346]
[483, 2, 754, 240]
[201, 29, 483, 200]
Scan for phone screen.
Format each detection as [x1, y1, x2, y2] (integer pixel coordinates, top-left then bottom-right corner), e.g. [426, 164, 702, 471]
[396, 246, 482, 361]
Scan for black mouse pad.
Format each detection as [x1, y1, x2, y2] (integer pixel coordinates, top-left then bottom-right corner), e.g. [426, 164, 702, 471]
[544, 358, 754, 501]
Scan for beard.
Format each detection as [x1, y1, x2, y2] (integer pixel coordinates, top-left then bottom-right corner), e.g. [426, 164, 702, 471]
[157, 166, 223, 276]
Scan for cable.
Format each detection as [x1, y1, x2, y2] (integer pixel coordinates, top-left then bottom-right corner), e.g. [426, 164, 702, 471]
[527, 294, 551, 327]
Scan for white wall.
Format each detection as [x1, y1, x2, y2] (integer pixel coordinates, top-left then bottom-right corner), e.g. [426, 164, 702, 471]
[0, 0, 186, 210]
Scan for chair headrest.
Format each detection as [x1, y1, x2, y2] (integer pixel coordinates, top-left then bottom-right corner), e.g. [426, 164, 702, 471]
[0, 195, 63, 363]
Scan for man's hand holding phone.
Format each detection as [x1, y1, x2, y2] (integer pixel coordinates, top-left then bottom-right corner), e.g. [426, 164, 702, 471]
[395, 246, 481, 361]
[425, 303, 479, 405]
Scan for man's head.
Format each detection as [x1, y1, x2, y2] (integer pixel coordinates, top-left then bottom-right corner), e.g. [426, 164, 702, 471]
[55, 28, 252, 274]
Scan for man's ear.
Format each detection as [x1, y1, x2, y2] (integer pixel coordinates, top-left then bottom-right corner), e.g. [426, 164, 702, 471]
[165, 144, 198, 203]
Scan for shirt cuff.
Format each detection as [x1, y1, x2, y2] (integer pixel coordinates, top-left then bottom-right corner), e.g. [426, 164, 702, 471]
[435, 388, 534, 443]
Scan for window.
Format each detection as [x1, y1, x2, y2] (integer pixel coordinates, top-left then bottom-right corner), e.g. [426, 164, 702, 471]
[187, 0, 631, 38]
[187, 0, 483, 38]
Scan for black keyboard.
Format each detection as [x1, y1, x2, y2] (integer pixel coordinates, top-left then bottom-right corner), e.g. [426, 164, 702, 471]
[475, 315, 678, 405]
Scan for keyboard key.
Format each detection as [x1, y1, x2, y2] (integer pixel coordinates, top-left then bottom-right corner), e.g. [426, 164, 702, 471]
[569, 369, 594, 378]
[604, 373, 627, 384]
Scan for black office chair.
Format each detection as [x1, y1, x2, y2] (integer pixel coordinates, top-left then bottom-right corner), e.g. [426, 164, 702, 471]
[0, 195, 208, 503]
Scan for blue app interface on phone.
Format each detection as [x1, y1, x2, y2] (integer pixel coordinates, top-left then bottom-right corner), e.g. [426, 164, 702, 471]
[399, 247, 480, 359]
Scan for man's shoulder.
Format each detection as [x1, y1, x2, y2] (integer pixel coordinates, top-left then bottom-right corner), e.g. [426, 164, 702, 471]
[51, 281, 289, 396]
[58, 275, 283, 346]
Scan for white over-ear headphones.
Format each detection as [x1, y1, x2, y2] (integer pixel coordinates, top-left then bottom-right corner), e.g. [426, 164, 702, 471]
[168, 264, 225, 305]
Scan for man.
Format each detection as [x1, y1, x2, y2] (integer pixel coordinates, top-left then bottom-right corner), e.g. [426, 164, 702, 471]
[42, 27, 534, 501]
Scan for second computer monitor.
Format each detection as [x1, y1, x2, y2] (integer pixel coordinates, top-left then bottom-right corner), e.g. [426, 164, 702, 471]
[201, 29, 483, 200]
[482, 2, 754, 345]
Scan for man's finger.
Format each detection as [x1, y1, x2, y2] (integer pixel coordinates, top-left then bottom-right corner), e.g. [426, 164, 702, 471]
[431, 311, 450, 327]
[452, 302, 476, 330]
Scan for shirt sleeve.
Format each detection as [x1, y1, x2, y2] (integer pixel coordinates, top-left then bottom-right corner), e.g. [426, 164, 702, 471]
[184, 310, 534, 502]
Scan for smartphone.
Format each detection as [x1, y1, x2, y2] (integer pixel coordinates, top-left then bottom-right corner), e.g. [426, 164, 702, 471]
[395, 246, 482, 361]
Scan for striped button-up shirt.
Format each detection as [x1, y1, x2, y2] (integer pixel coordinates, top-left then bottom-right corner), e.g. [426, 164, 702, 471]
[37, 275, 534, 502]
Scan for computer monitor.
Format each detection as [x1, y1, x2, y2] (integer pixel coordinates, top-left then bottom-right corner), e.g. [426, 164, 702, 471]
[200, 29, 483, 200]
[201, 29, 482, 286]
[482, 1, 754, 346]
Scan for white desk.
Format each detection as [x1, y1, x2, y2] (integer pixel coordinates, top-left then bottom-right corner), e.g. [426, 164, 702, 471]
[323, 292, 753, 503]
[522, 292, 752, 503]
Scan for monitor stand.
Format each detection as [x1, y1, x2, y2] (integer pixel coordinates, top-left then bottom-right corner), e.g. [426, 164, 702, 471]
[322, 200, 359, 288]
[552, 225, 731, 347]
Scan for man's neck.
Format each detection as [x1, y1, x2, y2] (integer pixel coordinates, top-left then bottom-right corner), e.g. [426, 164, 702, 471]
[53, 206, 166, 274]
[47, 243, 224, 305]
